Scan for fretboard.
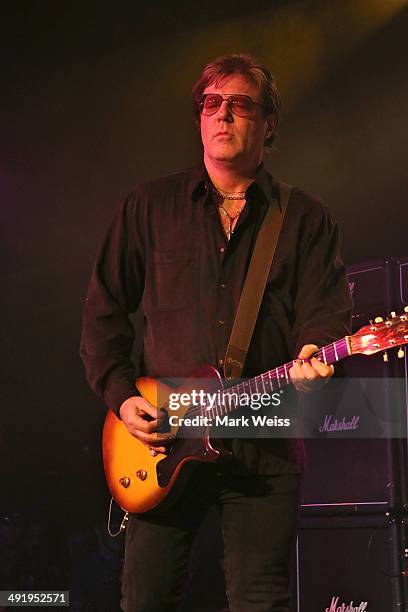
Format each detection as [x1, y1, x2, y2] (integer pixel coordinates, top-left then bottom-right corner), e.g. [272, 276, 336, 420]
[200, 336, 351, 420]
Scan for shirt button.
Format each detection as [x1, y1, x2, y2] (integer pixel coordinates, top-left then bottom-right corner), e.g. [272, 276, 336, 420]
[220, 282, 226, 289]
[220, 247, 225, 253]
[218, 358, 224, 366]
[217, 320, 225, 326]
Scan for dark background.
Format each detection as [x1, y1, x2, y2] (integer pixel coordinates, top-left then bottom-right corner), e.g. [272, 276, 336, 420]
[1, 0, 408, 518]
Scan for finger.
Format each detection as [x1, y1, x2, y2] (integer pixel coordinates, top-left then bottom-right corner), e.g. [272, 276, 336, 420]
[157, 408, 170, 426]
[291, 358, 331, 391]
[133, 430, 174, 447]
[136, 399, 160, 420]
[289, 361, 303, 383]
[298, 359, 333, 382]
[297, 344, 318, 360]
[289, 361, 311, 392]
[290, 360, 318, 382]
[123, 418, 160, 439]
[127, 415, 160, 434]
[148, 446, 166, 455]
[294, 361, 334, 392]
[299, 361, 320, 382]
[310, 358, 334, 379]
[132, 409, 169, 433]
[145, 431, 175, 446]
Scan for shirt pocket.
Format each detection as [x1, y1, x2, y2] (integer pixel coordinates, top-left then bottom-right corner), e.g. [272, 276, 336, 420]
[144, 250, 199, 311]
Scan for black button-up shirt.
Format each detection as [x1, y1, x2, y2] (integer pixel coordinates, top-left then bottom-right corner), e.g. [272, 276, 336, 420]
[80, 163, 352, 473]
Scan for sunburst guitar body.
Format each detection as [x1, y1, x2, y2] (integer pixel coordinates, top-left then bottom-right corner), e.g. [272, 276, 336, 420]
[103, 365, 225, 514]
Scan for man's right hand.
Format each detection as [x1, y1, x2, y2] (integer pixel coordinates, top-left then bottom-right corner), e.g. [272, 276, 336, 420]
[119, 396, 172, 454]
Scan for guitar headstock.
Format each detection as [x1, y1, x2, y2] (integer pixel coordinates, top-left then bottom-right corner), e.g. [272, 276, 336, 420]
[350, 308, 408, 358]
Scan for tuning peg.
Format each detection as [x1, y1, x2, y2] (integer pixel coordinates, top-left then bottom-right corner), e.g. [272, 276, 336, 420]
[398, 347, 405, 359]
[383, 351, 389, 363]
[374, 316, 384, 323]
[390, 311, 397, 318]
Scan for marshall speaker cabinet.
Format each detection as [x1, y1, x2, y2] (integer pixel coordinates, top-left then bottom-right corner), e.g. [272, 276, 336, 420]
[297, 257, 408, 612]
[302, 257, 408, 509]
[295, 514, 408, 612]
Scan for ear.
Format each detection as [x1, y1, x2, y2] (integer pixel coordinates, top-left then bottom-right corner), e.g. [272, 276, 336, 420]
[265, 117, 276, 140]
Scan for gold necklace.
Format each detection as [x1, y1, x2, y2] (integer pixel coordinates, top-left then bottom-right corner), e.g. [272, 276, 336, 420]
[218, 202, 246, 240]
[211, 185, 246, 201]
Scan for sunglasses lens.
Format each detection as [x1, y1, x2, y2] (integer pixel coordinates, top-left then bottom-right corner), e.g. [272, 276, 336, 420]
[229, 95, 253, 117]
[200, 95, 222, 115]
[199, 94, 255, 117]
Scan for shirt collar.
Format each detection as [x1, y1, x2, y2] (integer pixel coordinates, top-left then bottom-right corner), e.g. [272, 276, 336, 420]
[190, 161, 279, 209]
[249, 163, 278, 207]
[190, 163, 210, 200]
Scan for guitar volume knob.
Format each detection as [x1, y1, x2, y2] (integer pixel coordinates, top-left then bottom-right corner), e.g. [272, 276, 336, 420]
[119, 477, 131, 488]
[136, 469, 147, 481]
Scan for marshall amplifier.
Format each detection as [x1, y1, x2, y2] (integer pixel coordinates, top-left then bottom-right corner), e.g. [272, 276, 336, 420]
[301, 258, 408, 510]
[295, 514, 408, 612]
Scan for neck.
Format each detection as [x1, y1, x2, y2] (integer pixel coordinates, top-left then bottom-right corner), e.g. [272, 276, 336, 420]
[204, 155, 259, 193]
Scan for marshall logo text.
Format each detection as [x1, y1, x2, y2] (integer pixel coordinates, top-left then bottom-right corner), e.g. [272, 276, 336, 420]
[319, 414, 360, 433]
[325, 596, 368, 612]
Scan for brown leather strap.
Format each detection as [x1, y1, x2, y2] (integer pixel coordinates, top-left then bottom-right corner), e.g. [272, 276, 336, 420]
[223, 181, 292, 379]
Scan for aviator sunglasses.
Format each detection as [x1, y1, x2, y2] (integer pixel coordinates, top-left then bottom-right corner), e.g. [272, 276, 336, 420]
[199, 93, 263, 118]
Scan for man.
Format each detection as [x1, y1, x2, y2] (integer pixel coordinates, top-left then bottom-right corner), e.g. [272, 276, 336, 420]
[80, 54, 351, 611]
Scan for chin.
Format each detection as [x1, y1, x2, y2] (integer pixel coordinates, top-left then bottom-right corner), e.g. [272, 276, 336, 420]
[209, 149, 240, 162]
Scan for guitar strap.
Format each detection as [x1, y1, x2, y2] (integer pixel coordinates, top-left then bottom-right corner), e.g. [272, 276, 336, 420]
[223, 181, 292, 380]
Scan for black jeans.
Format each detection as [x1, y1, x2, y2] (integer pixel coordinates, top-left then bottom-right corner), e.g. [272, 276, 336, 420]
[121, 463, 301, 612]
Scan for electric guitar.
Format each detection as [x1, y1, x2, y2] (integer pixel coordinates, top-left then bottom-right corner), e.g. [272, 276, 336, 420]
[103, 310, 408, 514]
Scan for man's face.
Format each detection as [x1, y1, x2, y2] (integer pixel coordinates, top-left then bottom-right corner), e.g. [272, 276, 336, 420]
[199, 74, 272, 171]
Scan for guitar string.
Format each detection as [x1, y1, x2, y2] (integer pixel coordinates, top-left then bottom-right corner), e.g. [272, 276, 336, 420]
[162, 338, 347, 422]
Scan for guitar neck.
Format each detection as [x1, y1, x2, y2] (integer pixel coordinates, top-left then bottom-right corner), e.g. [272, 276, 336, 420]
[206, 336, 351, 418]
